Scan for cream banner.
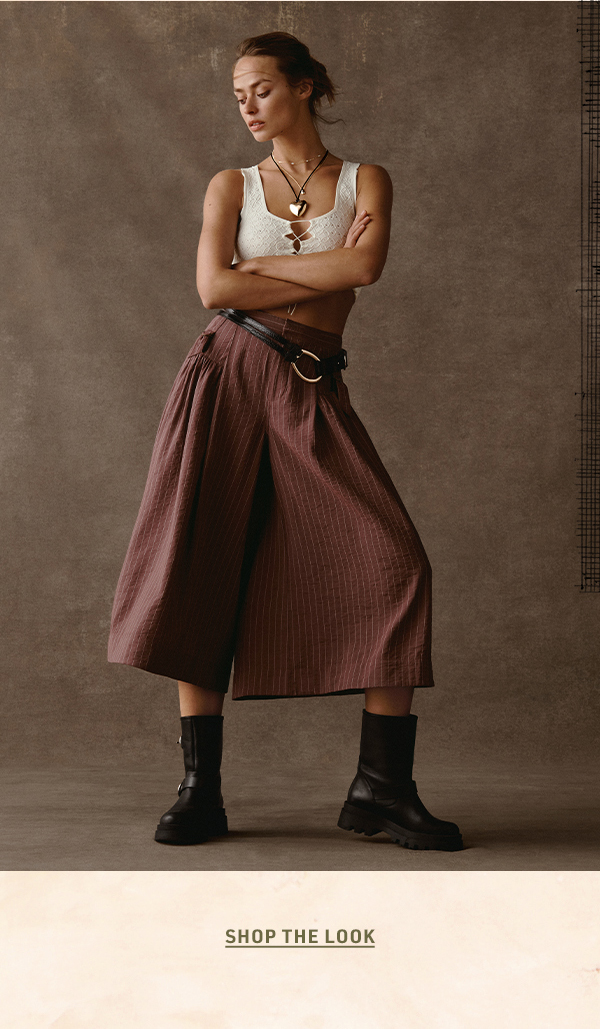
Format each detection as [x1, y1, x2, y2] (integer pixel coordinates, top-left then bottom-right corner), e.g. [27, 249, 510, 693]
[1, 871, 598, 1028]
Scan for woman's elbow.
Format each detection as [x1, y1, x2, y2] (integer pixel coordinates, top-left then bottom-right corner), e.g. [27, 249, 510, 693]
[197, 287, 219, 309]
[197, 275, 223, 310]
[358, 262, 383, 287]
[352, 248, 385, 287]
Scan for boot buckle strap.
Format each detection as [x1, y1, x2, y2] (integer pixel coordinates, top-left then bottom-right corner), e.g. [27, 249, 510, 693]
[178, 772, 204, 794]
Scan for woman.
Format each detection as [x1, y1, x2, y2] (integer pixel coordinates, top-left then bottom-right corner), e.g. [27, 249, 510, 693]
[107, 32, 463, 852]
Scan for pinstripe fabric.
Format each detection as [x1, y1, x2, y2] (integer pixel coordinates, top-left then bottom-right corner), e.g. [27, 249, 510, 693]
[107, 311, 434, 699]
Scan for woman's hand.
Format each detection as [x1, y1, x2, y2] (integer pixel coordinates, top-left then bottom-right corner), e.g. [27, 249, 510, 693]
[231, 258, 257, 274]
[343, 209, 371, 248]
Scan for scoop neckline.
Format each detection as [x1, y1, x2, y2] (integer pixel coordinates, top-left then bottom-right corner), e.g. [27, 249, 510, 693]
[252, 160, 347, 224]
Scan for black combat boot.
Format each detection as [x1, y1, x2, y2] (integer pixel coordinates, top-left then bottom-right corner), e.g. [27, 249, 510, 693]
[338, 710, 463, 851]
[154, 714, 228, 845]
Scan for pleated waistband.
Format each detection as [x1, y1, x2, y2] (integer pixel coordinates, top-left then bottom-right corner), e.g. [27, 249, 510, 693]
[211, 309, 344, 358]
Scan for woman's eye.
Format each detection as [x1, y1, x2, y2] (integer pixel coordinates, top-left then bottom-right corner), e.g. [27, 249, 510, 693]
[237, 92, 268, 104]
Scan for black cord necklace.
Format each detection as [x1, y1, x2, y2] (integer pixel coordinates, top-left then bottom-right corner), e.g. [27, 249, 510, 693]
[270, 149, 329, 218]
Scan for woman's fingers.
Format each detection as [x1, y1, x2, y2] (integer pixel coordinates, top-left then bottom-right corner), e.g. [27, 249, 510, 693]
[345, 222, 369, 247]
[344, 210, 371, 247]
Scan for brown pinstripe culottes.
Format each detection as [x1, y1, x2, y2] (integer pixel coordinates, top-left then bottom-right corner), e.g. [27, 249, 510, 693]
[107, 311, 434, 699]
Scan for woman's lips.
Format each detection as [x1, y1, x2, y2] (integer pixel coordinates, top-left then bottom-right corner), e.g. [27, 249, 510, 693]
[249, 121, 264, 132]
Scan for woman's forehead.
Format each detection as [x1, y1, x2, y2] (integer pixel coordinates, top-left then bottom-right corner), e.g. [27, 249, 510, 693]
[233, 55, 281, 89]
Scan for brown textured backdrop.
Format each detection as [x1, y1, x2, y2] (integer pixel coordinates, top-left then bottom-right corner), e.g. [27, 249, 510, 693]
[2, 1, 595, 771]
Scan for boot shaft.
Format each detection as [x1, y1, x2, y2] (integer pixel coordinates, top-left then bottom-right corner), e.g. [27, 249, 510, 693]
[180, 714, 224, 775]
[358, 709, 418, 784]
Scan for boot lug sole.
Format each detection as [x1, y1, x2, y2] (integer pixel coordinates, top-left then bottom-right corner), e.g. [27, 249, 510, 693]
[154, 810, 228, 846]
[338, 802, 463, 852]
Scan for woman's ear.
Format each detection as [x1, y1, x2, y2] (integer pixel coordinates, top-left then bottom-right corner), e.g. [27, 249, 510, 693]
[296, 78, 314, 101]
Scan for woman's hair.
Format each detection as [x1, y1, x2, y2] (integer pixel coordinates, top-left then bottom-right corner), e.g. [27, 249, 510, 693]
[234, 31, 338, 124]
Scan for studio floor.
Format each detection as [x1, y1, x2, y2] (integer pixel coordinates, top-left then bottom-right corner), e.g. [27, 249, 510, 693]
[2, 761, 598, 871]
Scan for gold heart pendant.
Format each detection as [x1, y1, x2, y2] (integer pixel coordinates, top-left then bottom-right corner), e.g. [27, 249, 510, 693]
[289, 201, 308, 218]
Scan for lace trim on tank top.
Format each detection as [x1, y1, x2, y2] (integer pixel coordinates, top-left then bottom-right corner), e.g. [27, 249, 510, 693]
[233, 160, 362, 298]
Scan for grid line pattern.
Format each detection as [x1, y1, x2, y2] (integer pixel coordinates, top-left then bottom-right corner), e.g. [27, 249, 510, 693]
[579, 2, 600, 589]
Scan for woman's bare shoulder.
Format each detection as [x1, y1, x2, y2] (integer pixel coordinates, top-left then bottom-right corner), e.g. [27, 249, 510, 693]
[355, 164, 393, 208]
[204, 169, 245, 212]
[355, 163, 392, 187]
[206, 168, 245, 193]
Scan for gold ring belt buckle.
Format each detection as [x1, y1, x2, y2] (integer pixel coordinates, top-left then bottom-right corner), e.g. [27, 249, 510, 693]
[291, 348, 322, 383]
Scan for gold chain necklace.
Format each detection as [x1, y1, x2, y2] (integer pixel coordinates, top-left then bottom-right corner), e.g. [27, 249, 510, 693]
[287, 153, 323, 166]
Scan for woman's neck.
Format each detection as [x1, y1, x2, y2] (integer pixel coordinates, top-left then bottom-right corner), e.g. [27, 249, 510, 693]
[271, 127, 327, 168]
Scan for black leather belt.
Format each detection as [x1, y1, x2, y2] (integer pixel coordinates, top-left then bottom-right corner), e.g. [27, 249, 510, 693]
[218, 308, 348, 384]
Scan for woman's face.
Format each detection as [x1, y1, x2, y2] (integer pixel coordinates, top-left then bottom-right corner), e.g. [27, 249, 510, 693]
[233, 55, 311, 142]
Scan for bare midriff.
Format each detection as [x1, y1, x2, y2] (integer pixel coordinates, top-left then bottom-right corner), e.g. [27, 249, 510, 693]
[244, 287, 356, 336]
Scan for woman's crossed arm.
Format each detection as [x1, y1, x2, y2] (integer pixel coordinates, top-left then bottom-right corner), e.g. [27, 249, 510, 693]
[196, 170, 332, 310]
[234, 164, 393, 292]
[196, 164, 392, 310]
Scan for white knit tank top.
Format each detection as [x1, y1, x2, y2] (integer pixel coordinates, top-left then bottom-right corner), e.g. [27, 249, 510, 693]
[233, 160, 362, 299]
